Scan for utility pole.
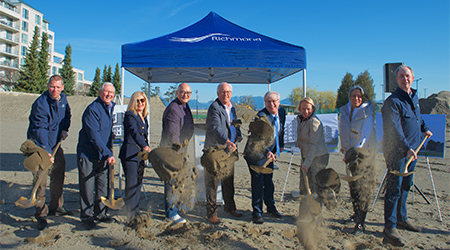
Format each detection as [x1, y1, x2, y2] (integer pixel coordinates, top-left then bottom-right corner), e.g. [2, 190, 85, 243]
[196, 90, 199, 119]
[415, 78, 422, 97]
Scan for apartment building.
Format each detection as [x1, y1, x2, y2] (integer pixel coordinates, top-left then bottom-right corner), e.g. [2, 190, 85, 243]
[0, 0, 91, 94]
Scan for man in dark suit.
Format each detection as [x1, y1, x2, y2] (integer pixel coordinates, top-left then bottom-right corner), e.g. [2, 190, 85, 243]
[160, 83, 194, 224]
[204, 82, 243, 224]
[246, 91, 285, 224]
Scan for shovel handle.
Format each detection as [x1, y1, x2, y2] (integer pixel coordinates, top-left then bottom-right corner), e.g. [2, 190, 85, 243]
[51, 141, 62, 158]
[301, 169, 312, 195]
[403, 135, 430, 174]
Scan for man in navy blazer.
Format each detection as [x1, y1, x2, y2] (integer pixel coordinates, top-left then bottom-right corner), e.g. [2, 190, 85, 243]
[77, 82, 116, 230]
[246, 91, 285, 224]
[203, 82, 243, 224]
[160, 83, 194, 224]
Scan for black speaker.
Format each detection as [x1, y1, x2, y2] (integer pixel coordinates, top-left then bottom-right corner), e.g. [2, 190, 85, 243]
[384, 62, 403, 93]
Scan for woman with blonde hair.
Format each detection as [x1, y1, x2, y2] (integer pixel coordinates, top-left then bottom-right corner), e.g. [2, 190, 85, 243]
[296, 97, 329, 195]
[119, 91, 151, 223]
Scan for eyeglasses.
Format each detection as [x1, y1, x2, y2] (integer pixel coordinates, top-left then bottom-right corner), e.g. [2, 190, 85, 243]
[102, 90, 115, 95]
[219, 91, 232, 95]
[178, 91, 192, 96]
[136, 98, 146, 103]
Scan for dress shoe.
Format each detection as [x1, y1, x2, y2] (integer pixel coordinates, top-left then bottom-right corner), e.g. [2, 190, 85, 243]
[267, 210, 282, 218]
[397, 220, 421, 232]
[49, 207, 74, 216]
[225, 209, 243, 217]
[37, 217, 48, 231]
[208, 216, 220, 225]
[252, 215, 264, 224]
[343, 214, 356, 224]
[83, 220, 97, 230]
[353, 224, 365, 236]
[96, 216, 114, 223]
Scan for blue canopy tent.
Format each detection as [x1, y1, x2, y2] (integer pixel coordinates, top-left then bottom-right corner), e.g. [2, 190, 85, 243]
[121, 11, 307, 99]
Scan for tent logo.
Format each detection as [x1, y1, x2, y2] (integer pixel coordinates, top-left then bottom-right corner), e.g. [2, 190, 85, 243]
[170, 33, 262, 43]
[169, 33, 228, 43]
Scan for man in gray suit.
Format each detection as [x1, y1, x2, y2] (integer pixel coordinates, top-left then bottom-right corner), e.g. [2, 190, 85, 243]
[203, 82, 243, 224]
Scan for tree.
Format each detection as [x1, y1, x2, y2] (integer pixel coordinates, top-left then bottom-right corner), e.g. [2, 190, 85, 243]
[101, 65, 112, 83]
[289, 86, 336, 110]
[112, 63, 121, 94]
[141, 82, 160, 97]
[37, 32, 50, 93]
[107, 65, 112, 82]
[164, 84, 178, 103]
[60, 44, 75, 95]
[354, 70, 375, 102]
[16, 26, 40, 93]
[239, 95, 256, 110]
[336, 72, 354, 108]
[88, 67, 101, 96]
[0, 68, 19, 91]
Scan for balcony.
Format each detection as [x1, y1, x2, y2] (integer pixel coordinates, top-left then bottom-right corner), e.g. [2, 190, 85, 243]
[0, 60, 19, 69]
[0, 20, 20, 32]
[0, 2, 21, 19]
[0, 33, 19, 44]
[0, 47, 19, 57]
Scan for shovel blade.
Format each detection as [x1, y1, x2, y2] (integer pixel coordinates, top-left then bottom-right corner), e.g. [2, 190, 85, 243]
[390, 170, 416, 177]
[15, 196, 45, 209]
[101, 196, 125, 210]
[340, 175, 363, 182]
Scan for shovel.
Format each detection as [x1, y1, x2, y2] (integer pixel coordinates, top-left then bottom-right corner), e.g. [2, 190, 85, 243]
[298, 169, 321, 221]
[391, 135, 430, 177]
[101, 162, 124, 209]
[15, 141, 61, 209]
[339, 163, 363, 182]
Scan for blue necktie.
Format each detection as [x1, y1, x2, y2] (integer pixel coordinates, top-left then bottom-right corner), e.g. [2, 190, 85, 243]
[274, 115, 280, 157]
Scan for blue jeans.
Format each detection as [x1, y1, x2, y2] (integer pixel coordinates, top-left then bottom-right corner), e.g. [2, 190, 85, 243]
[164, 181, 178, 218]
[384, 155, 416, 228]
[248, 162, 276, 217]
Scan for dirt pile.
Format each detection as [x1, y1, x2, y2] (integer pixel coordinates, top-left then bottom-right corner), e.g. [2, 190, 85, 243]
[419, 90, 450, 129]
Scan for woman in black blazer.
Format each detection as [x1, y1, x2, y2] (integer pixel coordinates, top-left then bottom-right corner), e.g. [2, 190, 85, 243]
[119, 91, 151, 223]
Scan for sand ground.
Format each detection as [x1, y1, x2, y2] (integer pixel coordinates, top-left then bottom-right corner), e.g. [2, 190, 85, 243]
[0, 92, 449, 249]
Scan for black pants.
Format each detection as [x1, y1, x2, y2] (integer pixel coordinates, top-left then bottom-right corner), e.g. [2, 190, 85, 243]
[77, 157, 109, 222]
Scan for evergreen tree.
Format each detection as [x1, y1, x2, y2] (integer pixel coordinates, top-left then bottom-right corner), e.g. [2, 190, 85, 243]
[101, 65, 108, 83]
[107, 65, 112, 83]
[88, 67, 101, 96]
[336, 72, 354, 108]
[60, 44, 75, 95]
[16, 26, 40, 93]
[354, 70, 375, 102]
[37, 32, 50, 93]
[112, 63, 121, 94]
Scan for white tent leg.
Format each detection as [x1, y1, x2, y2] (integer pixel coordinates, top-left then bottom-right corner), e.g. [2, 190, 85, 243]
[280, 152, 295, 202]
[426, 157, 443, 221]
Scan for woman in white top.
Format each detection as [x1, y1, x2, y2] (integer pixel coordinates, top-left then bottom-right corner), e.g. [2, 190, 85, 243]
[338, 85, 376, 235]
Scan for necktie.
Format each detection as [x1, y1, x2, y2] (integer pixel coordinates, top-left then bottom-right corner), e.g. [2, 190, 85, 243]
[274, 115, 280, 157]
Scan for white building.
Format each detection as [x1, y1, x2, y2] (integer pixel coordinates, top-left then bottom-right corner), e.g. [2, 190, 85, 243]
[0, 0, 91, 94]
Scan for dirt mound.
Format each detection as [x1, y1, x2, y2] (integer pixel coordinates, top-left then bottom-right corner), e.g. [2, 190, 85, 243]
[419, 91, 450, 129]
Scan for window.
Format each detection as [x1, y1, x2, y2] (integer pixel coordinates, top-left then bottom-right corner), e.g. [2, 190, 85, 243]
[53, 56, 62, 64]
[5, 44, 12, 53]
[21, 46, 27, 56]
[22, 8, 28, 19]
[78, 73, 83, 81]
[35, 15, 41, 25]
[52, 66, 57, 75]
[42, 22, 47, 31]
[21, 33, 28, 44]
[21, 21, 28, 32]
[48, 34, 53, 40]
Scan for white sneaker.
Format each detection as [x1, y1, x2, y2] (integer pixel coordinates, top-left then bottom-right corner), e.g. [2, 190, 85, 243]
[167, 214, 187, 224]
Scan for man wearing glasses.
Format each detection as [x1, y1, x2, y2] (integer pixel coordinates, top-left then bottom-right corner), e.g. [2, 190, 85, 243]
[77, 82, 116, 230]
[160, 83, 194, 225]
[203, 82, 243, 224]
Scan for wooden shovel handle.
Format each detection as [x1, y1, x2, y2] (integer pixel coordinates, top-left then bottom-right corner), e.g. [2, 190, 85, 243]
[403, 135, 430, 173]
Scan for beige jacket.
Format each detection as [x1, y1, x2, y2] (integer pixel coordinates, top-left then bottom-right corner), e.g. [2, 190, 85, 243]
[296, 114, 328, 168]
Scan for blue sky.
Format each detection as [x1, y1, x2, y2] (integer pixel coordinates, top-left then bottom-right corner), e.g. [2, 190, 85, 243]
[25, 0, 449, 103]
